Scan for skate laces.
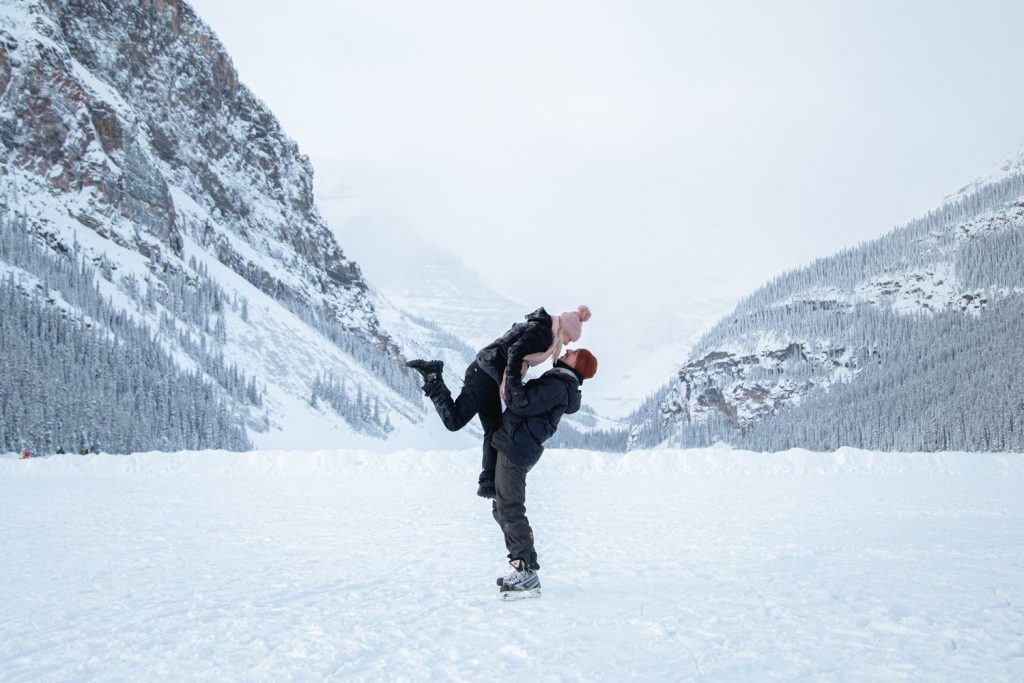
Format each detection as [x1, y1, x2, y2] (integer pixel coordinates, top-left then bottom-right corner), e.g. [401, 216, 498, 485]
[503, 561, 536, 589]
[504, 561, 531, 585]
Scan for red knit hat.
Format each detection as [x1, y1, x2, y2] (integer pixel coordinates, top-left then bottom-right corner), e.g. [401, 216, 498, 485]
[572, 349, 598, 380]
[559, 305, 592, 342]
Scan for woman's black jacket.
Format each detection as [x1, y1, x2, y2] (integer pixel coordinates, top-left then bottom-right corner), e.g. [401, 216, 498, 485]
[475, 308, 554, 403]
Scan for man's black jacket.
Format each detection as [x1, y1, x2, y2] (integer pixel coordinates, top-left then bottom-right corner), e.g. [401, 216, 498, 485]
[491, 364, 582, 468]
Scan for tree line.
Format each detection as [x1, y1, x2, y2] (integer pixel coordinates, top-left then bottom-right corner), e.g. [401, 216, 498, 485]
[621, 171, 1024, 452]
[0, 218, 251, 453]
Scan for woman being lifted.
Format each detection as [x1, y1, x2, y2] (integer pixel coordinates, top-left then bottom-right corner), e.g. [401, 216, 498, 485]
[406, 304, 591, 498]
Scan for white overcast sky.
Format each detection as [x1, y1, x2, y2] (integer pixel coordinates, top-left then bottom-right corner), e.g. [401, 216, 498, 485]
[190, 0, 1024, 362]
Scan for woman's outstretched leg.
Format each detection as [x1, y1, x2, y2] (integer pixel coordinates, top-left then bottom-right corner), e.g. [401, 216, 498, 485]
[409, 359, 495, 434]
[409, 359, 502, 497]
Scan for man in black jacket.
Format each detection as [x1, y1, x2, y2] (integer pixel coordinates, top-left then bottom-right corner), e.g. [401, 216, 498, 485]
[407, 305, 591, 499]
[491, 348, 598, 599]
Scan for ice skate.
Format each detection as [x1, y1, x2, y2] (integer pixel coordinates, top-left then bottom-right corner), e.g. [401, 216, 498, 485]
[498, 559, 541, 600]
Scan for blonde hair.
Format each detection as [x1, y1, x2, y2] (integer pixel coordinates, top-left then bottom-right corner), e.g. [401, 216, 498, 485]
[550, 325, 565, 365]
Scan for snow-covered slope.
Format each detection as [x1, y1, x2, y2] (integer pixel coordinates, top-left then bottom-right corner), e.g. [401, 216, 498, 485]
[945, 143, 1024, 204]
[2, 447, 1022, 680]
[0, 0, 429, 450]
[628, 150, 1024, 451]
[320, 207, 623, 442]
[583, 296, 740, 421]
[321, 210, 526, 352]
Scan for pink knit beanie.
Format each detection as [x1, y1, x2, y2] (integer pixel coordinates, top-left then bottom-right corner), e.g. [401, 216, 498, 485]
[559, 305, 591, 342]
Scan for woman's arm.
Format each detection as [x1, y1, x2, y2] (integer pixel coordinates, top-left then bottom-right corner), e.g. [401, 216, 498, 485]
[504, 322, 554, 407]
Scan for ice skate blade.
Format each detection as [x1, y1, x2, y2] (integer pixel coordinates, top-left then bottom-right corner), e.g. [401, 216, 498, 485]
[500, 588, 541, 601]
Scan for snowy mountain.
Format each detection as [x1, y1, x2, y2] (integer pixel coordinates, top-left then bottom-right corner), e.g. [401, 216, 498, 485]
[576, 295, 741, 421]
[310, 207, 524, 441]
[0, 0, 430, 452]
[945, 143, 1024, 204]
[627, 153, 1024, 452]
[316, 207, 747, 442]
[324, 211, 528, 352]
[317, 206, 636, 442]
[315, 208, 517, 385]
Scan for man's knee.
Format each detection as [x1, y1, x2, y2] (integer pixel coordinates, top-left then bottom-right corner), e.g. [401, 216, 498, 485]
[496, 500, 526, 520]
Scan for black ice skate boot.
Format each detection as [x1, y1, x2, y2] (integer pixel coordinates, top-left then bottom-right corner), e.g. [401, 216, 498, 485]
[498, 559, 541, 600]
[405, 359, 443, 387]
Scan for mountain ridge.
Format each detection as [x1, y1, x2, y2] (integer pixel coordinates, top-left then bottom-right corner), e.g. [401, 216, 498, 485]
[625, 150, 1024, 452]
[0, 0, 426, 452]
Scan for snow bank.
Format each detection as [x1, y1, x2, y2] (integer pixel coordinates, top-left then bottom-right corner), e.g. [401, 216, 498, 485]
[2, 447, 1021, 477]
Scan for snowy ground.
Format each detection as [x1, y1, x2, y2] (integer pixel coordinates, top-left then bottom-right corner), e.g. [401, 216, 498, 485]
[2, 448, 1023, 681]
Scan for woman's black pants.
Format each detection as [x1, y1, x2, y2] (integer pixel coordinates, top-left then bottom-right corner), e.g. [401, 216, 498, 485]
[424, 361, 503, 484]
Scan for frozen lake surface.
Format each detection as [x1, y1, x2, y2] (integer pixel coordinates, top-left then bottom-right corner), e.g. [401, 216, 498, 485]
[2, 448, 1023, 681]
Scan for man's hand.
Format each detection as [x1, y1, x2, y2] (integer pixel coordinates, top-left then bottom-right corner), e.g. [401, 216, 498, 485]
[508, 383, 529, 410]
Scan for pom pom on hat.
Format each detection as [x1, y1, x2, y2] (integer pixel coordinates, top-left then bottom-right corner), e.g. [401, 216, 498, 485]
[559, 304, 591, 342]
[573, 349, 598, 380]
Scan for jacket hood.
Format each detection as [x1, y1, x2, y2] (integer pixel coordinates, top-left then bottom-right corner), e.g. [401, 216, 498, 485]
[525, 307, 552, 325]
[547, 366, 582, 415]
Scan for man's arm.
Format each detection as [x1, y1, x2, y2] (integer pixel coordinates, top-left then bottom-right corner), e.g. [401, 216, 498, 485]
[507, 378, 567, 417]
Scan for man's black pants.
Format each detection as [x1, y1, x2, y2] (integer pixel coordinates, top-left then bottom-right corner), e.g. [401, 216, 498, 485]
[492, 449, 539, 569]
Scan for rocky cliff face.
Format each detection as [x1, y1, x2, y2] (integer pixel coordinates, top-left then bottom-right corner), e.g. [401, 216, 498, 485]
[1, 0, 384, 345]
[654, 342, 874, 433]
[0, 0, 423, 449]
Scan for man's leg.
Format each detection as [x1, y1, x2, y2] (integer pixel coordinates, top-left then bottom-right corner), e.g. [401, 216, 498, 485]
[493, 450, 537, 568]
[491, 452, 515, 559]
[491, 492, 512, 553]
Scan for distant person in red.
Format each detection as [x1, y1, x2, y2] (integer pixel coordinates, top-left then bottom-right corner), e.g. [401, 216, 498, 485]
[20, 448, 30, 460]
[406, 305, 592, 499]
